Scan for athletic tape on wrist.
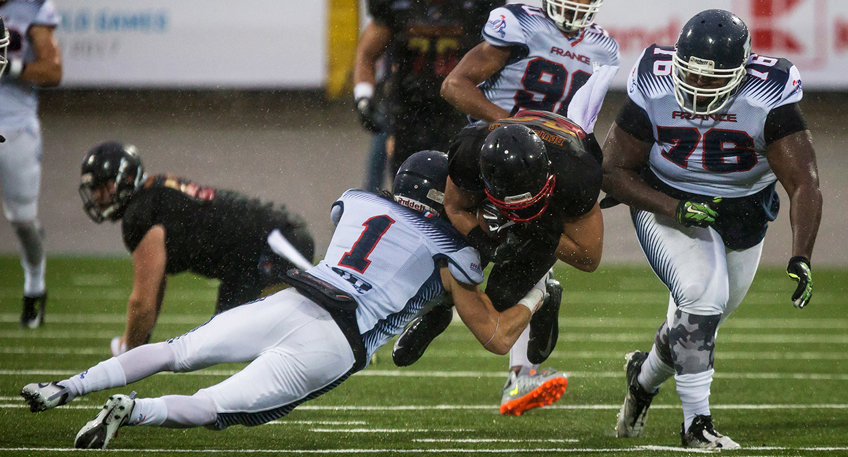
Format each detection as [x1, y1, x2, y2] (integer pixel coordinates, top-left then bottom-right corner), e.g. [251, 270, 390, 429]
[353, 82, 374, 100]
[8, 58, 23, 78]
[517, 288, 545, 314]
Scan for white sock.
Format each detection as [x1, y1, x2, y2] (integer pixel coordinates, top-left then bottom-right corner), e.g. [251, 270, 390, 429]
[23, 256, 45, 297]
[637, 344, 675, 393]
[65, 358, 127, 398]
[676, 369, 713, 432]
[508, 325, 537, 371]
[129, 398, 167, 426]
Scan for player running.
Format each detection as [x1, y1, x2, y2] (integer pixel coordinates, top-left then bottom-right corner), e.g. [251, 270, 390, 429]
[602, 10, 821, 449]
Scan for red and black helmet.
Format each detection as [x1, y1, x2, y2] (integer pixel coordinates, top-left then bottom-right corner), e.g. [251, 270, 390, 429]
[480, 124, 555, 223]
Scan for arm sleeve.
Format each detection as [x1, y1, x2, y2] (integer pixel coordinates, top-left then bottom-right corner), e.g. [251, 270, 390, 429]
[615, 97, 655, 143]
[764, 103, 808, 146]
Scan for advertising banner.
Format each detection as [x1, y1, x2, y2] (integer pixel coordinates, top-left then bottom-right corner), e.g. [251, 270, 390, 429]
[54, 0, 326, 88]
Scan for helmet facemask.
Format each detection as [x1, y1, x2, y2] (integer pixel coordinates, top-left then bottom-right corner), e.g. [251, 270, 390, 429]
[672, 32, 750, 116]
[485, 174, 556, 223]
[79, 157, 145, 223]
[0, 25, 9, 76]
[541, 0, 603, 33]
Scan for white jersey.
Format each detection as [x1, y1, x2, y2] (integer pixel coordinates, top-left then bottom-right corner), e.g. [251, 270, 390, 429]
[0, 0, 60, 129]
[627, 45, 803, 198]
[308, 190, 484, 362]
[480, 3, 619, 116]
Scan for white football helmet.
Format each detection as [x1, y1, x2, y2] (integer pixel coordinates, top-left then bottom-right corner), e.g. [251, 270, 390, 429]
[0, 18, 9, 76]
[541, 0, 603, 33]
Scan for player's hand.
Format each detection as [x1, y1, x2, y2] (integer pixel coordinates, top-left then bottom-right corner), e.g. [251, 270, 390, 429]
[786, 256, 812, 308]
[479, 202, 514, 236]
[491, 231, 532, 265]
[355, 97, 382, 133]
[675, 197, 721, 227]
[110, 336, 128, 357]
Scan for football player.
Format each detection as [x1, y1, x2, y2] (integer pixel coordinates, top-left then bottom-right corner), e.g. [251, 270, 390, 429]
[353, 0, 504, 177]
[22, 150, 551, 449]
[393, 110, 604, 416]
[602, 10, 821, 449]
[441, 0, 618, 124]
[78, 142, 316, 356]
[0, 0, 62, 328]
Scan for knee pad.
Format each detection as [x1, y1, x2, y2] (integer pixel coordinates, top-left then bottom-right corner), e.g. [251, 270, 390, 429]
[669, 309, 720, 375]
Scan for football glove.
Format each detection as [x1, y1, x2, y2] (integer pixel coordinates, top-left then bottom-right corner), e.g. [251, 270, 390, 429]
[491, 231, 533, 265]
[355, 97, 382, 133]
[675, 197, 721, 227]
[479, 202, 514, 235]
[786, 256, 812, 308]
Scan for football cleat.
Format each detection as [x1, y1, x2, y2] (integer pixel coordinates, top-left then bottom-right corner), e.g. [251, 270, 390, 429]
[500, 368, 568, 416]
[20, 292, 46, 329]
[75, 393, 136, 449]
[615, 351, 658, 437]
[681, 415, 740, 450]
[392, 304, 453, 367]
[527, 278, 562, 364]
[21, 381, 74, 412]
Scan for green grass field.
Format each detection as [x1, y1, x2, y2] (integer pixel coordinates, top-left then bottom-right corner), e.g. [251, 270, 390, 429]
[1, 255, 846, 456]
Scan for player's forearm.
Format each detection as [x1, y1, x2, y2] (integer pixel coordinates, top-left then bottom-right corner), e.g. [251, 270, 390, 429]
[602, 169, 678, 219]
[788, 184, 822, 259]
[441, 76, 508, 122]
[20, 59, 62, 86]
[555, 233, 602, 272]
[123, 296, 157, 349]
[487, 305, 533, 355]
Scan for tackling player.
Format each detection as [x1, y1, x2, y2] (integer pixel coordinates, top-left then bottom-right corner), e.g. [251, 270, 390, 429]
[602, 10, 821, 449]
[22, 150, 552, 449]
[78, 142, 315, 356]
[0, 0, 62, 328]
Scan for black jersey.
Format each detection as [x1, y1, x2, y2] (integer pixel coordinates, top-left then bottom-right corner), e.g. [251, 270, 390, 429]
[369, 0, 502, 108]
[121, 175, 311, 279]
[448, 110, 602, 230]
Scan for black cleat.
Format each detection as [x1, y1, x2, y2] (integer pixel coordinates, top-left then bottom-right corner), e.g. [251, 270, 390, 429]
[392, 304, 453, 367]
[20, 292, 47, 329]
[681, 415, 740, 449]
[615, 351, 657, 437]
[527, 279, 562, 364]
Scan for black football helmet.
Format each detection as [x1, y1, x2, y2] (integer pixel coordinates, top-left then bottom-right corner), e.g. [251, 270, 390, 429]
[673, 9, 751, 115]
[541, 0, 603, 33]
[79, 142, 146, 223]
[0, 17, 8, 76]
[480, 124, 555, 223]
[393, 150, 449, 217]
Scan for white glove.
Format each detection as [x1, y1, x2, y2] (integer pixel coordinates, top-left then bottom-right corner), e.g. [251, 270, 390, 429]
[110, 336, 128, 357]
[566, 64, 619, 134]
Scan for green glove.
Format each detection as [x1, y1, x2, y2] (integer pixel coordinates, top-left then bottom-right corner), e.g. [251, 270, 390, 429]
[786, 256, 812, 309]
[675, 197, 722, 227]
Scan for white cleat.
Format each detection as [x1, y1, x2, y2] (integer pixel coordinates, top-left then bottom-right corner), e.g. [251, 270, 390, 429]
[21, 382, 74, 412]
[681, 415, 741, 450]
[74, 392, 136, 449]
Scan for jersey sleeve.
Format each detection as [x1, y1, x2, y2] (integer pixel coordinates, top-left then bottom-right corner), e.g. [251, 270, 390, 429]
[776, 63, 803, 108]
[448, 122, 489, 192]
[482, 6, 527, 48]
[33, 0, 61, 27]
[625, 47, 651, 111]
[443, 247, 484, 285]
[367, 0, 395, 28]
[121, 193, 158, 253]
[587, 25, 620, 67]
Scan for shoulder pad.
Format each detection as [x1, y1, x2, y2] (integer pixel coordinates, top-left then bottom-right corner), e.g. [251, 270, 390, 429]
[584, 25, 621, 66]
[483, 4, 544, 47]
[741, 55, 802, 108]
[627, 45, 674, 106]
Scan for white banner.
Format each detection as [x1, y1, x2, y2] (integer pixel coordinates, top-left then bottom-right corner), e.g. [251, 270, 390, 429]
[54, 0, 326, 88]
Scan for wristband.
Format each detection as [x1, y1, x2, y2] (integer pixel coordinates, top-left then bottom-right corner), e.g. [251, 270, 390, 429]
[517, 288, 545, 314]
[353, 82, 375, 100]
[7, 58, 24, 78]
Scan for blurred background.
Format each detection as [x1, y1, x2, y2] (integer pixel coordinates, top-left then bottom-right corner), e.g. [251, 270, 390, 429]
[0, 0, 845, 266]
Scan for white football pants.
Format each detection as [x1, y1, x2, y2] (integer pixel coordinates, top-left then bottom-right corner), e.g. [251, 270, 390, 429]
[0, 119, 42, 222]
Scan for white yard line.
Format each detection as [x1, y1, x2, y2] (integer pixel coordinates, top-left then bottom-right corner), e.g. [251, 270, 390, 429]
[2, 446, 848, 453]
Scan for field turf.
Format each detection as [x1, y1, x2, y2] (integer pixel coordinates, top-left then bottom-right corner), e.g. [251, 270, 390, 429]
[0, 255, 846, 456]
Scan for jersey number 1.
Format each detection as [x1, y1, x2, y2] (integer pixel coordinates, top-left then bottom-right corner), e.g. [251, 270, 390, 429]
[339, 215, 395, 273]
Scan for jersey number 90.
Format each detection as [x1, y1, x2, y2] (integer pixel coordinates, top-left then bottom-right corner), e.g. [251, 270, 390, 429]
[516, 58, 591, 116]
